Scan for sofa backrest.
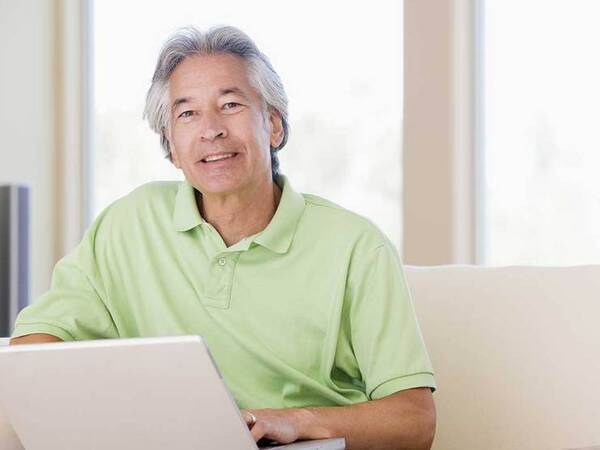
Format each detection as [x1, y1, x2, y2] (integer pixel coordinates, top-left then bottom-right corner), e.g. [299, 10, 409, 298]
[405, 265, 600, 450]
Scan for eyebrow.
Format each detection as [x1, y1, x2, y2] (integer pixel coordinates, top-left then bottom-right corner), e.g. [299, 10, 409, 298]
[171, 97, 191, 112]
[219, 86, 249, 99]
[171, 87, 250, 112]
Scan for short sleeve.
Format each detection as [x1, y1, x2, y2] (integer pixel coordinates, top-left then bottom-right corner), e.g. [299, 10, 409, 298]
[11, 220, 119, 342]
[346, 243, 436, 400]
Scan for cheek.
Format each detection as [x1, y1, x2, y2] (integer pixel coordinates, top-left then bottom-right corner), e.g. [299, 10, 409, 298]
[171, 126, 196, 156]
[246, 115, 272, 151]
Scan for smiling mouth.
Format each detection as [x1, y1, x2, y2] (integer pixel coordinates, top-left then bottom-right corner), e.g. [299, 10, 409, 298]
[200, 152, 239, 163]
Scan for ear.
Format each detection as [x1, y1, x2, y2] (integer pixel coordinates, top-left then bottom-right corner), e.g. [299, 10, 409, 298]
[165, 127, 181, 169]
[268, 108, 284, 149]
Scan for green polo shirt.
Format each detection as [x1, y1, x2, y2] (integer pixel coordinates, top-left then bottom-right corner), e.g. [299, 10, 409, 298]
[12, 175, 436, 409]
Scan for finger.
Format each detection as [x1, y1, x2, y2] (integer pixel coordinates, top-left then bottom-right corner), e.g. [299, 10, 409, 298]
[250, 422, 266, 442]
[240, 410, 255, 427]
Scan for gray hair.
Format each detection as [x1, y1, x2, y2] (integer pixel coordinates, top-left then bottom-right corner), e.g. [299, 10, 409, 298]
[143, 25, 290, 179]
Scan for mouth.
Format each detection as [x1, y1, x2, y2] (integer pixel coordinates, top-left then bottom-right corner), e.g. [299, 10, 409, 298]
[199, 152, 240, 164]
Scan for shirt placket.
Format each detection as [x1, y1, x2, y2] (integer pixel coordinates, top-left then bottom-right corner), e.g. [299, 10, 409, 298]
[202, 224, 253, 309]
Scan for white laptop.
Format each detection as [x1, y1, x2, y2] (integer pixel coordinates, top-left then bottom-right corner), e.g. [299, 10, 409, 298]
[0, 402, 23, 450]
[0, 335, 345, 450]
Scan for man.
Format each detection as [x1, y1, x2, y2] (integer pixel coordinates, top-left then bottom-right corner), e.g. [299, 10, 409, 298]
[11, 26, 436, 449]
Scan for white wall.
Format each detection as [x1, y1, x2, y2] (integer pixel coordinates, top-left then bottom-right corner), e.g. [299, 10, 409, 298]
[0, 0, 57, 300]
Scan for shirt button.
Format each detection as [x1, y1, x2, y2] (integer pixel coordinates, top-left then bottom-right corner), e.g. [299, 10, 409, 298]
[218, 257, 226, 266]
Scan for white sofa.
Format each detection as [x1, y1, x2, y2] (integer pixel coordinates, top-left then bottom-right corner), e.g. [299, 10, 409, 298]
[405, 265, 600, 450]
[2, 265, 599, 450]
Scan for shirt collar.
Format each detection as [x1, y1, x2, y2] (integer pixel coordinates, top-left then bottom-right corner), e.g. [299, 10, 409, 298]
[172, 175, 305, 254]
[172, 180, 205, 232]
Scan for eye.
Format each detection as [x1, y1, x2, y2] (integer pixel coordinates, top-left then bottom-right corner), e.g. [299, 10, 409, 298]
[178, 110, 194, 118]
[223, 102, 241, 110]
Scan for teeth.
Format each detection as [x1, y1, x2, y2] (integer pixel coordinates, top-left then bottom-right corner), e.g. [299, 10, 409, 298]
[204, 153, 235, 162]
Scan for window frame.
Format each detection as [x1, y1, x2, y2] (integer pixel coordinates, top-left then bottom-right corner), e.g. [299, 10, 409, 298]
[402, 0, 481, 265]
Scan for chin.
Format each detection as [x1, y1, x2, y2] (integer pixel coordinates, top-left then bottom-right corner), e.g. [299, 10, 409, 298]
[195, 177, 245, 196]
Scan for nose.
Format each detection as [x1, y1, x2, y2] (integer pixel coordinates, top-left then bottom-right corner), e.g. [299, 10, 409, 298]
[199, 111, 227, 142]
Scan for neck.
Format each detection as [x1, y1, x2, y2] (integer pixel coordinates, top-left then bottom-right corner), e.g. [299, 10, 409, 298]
[197, 178, 282, 247]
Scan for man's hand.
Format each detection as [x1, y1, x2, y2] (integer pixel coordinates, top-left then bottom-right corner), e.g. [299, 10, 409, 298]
[241, 387, 435, 450]
[241, 408, 316, 444]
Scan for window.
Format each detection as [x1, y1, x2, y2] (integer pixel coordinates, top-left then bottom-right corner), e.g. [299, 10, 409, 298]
[482, 0, 600, 264]
[92, 0, 404, 248]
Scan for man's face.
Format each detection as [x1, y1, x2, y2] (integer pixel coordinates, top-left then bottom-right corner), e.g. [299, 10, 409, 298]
[166, 53, 284, 196]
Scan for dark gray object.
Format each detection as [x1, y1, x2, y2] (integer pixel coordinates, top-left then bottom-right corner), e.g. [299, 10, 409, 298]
[0, 185, 30, 336]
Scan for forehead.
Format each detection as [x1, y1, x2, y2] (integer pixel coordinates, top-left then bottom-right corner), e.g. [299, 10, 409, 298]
[168, 53, 256, 99]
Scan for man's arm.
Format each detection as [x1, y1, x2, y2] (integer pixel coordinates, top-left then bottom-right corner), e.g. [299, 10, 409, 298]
[9, 334, 63, 345]
[242, 386, 436, 450]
